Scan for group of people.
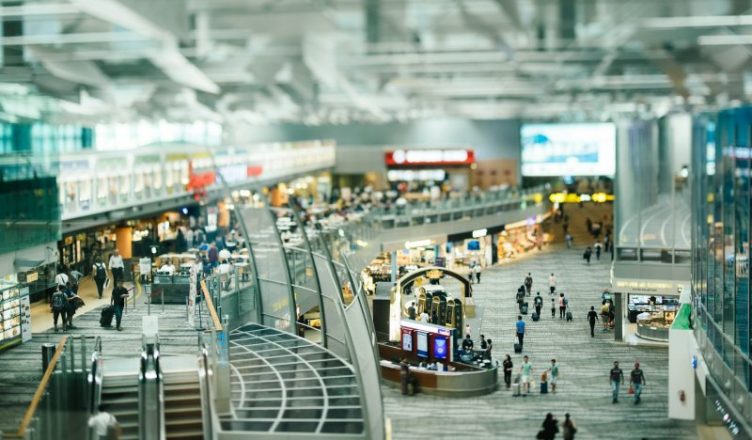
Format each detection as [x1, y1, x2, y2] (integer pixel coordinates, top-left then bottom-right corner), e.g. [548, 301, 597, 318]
[538, 413, 577, 440]
[461, 333, 493, 360]
[503, 355, 560, 396]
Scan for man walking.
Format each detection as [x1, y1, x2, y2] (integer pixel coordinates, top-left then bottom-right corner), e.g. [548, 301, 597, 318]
[587, 306, 599, 337]
[92, 257, 107, 299]
[520, 355, 533, 395]
[594, 241, 602, 260]
[548, 273, 556, 295]
[524, 273, 533, 295]
[111, 281, 129, 332]
[534, 292, 543, 316]
[630, 362, 646, 405]
[565, 233, 573, 248]
[583, 247, 592, 265]
[610, 361, 624, 403]
[516, 315, 526, 349]
[558, 293, 566, 319]
[108, 249, 125, 286]
[473, 263, 482, 284]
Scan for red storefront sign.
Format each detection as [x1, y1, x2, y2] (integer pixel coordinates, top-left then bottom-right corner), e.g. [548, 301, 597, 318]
[187, 171, 216, 191]
[385, 149, 475, 166]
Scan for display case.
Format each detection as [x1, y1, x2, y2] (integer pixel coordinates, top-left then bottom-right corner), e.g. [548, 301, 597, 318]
[635, 308, 678, 341]
[0, 282, 28, 351]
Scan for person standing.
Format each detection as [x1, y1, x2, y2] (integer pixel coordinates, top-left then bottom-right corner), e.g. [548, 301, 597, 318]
[558, 293, 566, 319]
[63, 282, 77, 329]
[502, 354, 513, 389]
[610, 361, 624, 403]
[111, 282, 129, 332]
[108, 249, 125, 286]
[50, 286, 68, 332]
[630, 362, 646, 405]
[461, 334, 474, 351]
[473, 263, 482, 284]
[516, 315, 526, 349]
[583, 247, 592, 265]
[88, 404, 119, 440]
[464, 322, 472, 339]
[92, 257, 107, 299]
[539, 413, 558, 440]
[480, 334, 488, 351]
[520, 355, 533, 395]
[208, 242, 219, 268]
[548, 273, 556, 295]
[485, 338, 493, 360]
[551, 298, 556, 318]
[587, 306, 599, 337]
[549, 359, 559, 394]
[534, 292, 543, 316]
[562, 413, 577, 440]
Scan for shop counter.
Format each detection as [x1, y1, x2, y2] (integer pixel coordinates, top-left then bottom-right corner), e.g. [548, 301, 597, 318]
[380, 360, 498, 397]
[636, 320, 670, 342]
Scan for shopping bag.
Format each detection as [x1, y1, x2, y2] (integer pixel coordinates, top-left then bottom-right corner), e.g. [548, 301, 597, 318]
[627, 385, 634, 395]
[105, 277, 111, 289]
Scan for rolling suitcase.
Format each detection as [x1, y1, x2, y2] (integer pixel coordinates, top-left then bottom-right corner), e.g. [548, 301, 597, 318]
[540, 381, 548, 394]
[566, 311, 573, 321]
[520, 302, 529, 315]
[531, 312, 540, 322]
[100, 305, 115, 328]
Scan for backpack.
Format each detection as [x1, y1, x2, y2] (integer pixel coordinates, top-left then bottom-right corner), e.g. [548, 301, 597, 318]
[564, 297, 569, 306]
[51, 291, 67, 311]
[95, 263, 106, 280]
[534, 296, 542, 306]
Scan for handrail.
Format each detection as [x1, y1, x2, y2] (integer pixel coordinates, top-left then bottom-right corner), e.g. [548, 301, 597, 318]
[201, 280, 224, 331]
[197, 341, 220, 440]
[88, 337, 103, 413]
[139, 335, 165, 440]
[13, 336, 68, 439]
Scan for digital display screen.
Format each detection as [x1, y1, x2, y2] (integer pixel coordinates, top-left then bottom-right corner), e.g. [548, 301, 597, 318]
[467, 240, 480, 251]
[416, 332, 428, 358]
[434, 337, 447, 360]
[521, 123, 616, 177]
[402, 332, 413, 351]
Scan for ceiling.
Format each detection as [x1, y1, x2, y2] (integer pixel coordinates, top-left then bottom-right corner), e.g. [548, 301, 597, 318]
[1, 0, 752, 125]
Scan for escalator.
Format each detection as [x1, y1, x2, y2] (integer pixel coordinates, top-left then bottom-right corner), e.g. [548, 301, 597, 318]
[100, 375, 140, 440]
[163, 370, 203, 440]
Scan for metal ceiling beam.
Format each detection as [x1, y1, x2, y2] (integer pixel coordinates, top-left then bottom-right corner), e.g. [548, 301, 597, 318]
[0, 32, 151, 45]
[642, 15, 752, 28]
[0, 3, 79, 17]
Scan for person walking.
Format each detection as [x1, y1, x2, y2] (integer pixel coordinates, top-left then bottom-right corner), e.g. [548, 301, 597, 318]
[630, 362, 646, 405]
[562, 413, 577, 440]
[548, 273, 556, 295]
[473, 263, 482, 284]
[485, 338, 493, 360]
[610, 361, 624, 403]
[538, 413, 559, 440]
[534, 292, 543, 317]
[480, 334, 488, 351]
[111, 281, 129, 332]
[583, 247, 592, 265]
[520, 355, 533, 395]
[587, 306, 599, 337]
[558, 293, 566, 319]
[92, 257, 107, 299]
[551, 298, 556, 318]
[565, 233, 573, 249]
[515, 316, 526, 349]
[88, 404, 120, 440]
[502, 354, 513, 389]
[108, 249, 125, 286]
[524, 273, 533, 295]
[594, 241, 602, 260]
[549, 359, 559, 394]
[63, 282, 78, 329]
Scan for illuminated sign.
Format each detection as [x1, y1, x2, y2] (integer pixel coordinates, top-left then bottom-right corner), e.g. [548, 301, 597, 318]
[405, 239, 433, 249]
[614, 279, 683, 293]
[548, 192, 614, 204]
[387, 169, 446, 182]
[416, 332, 428, 358]
[385, 149, 475, 166]
[426, 269, 444, 280]
[401, 319, 452, 336]
[434, 338, 448, 360]
[472, 228, 488, 238]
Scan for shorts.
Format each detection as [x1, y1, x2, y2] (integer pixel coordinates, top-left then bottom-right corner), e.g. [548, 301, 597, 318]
[550, 377, 557, 384]
[521, 375, 530, 384]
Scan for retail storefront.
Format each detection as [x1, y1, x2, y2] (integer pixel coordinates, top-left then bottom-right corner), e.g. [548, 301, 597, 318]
[385, 148, 475, 196]
[611, 278, 688, 342]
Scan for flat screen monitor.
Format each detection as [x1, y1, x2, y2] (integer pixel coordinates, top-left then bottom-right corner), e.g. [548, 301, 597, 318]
[467, 240, 480, 251]
[434, 337, 448, 360]
[521, 123, 616, 177]
[416, 332, 428, 358]
[402, 332, 413, 351]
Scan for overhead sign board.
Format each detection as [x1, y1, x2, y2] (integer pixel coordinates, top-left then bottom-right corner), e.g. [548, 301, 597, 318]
[385, 149, 475, 166]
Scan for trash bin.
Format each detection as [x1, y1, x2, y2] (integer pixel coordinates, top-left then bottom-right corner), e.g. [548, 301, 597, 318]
[42, 343, 56, 372]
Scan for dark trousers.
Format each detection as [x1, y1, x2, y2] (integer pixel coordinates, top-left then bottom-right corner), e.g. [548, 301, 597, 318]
[535, 305, 542, 316]
[53, 310, 64, 329]
[476, 273, 481, 284]
[516, 332, 524, 347]
[559, 307, 566, 318]
[550, 286, 555, 294]
[112, 267, 124, 285]
[551, 307, 556, 317]
[504, 371, 512, 388]
[66, 308, 75, 326]
[94, 278, 105, 298]
[114, 304, 123, 328]
[589, 321, 596, 337]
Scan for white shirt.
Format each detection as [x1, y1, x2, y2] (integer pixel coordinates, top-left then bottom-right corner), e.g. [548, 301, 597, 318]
[549, 275, 556, 287]
[217, 262, 232, 275]
[54, 273, 69, 287]
[109, 254, 124, 269]
[158, 264, 175, 275]
[88, 412, 116, 436]
[419, 312, 429, 323]
[473, 265, 481, 274]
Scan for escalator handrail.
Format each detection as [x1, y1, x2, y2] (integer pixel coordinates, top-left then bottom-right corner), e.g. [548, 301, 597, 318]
[139, 335, 165, 440]
[88, 336, 104, 423]
[198, 344, 221, 440]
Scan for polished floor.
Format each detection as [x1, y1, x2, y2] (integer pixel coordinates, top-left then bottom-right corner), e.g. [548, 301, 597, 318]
[383, 206, 698, 440]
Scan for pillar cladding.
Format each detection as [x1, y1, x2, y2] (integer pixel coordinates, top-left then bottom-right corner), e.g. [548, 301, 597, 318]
[115, 226, 133, 259]
[365, 0, 380, 44]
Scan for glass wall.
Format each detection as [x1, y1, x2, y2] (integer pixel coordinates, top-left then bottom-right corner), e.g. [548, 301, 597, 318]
[692, 108, 752, 432]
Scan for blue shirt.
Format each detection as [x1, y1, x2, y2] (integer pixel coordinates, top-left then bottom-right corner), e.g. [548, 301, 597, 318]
[516, 320, 525, 334]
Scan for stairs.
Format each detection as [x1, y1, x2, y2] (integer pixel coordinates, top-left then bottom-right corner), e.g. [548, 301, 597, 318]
[101, 375, 140, 440]
[164, 370, 203, 440]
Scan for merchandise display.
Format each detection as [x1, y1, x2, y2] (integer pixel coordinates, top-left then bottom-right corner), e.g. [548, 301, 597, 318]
[0, 282, 26, 351]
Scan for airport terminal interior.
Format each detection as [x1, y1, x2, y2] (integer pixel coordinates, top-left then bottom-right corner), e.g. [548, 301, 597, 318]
[2, 0, 752, 439]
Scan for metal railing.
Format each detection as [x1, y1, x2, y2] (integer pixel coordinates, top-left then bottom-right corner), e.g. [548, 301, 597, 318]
[197, 333, 222, 440]
[7, 335, 95, 440]
[139, 335, 165, 440]
[87, 337, 103, 440]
